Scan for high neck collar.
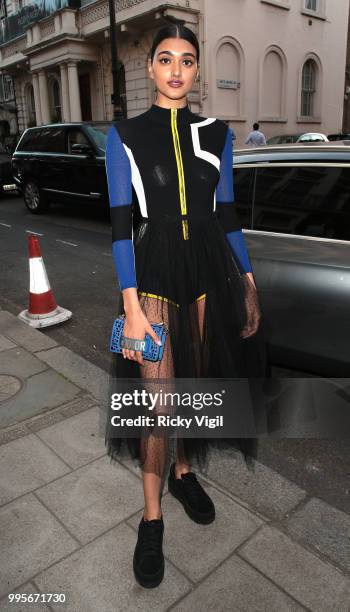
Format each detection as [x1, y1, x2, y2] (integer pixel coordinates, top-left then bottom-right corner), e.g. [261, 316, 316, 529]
[145, 103, 193, 125]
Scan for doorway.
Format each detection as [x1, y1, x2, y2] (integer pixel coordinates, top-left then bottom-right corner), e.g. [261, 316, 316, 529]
[79, 73, 92, 120]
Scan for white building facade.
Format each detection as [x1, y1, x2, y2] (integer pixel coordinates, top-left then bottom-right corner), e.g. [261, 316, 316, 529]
[0, 0, 348, 146]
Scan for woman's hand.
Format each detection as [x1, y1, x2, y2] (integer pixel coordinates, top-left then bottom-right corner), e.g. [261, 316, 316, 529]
[122, 310, 162, 365]
[240, 273, 261, 339]
[240, 303, 261, 338]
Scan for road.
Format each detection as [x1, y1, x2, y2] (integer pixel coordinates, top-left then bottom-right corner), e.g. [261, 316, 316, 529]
[0, 194, 349, 514]
[0, 193, 115, 373]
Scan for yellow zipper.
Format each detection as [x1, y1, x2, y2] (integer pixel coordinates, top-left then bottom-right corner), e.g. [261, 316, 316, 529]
[171, 107, 189, 240]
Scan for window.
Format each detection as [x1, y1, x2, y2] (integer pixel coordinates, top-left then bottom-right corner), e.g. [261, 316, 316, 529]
[85, 123, 111, 154]
[0, 0, 6, 18]
[0, 77, 4, 103]
[302, 0, 325, 18]
[67, 128, 90, 153]
[51, 79, 62, 122]
[253, 164, 350, 240]
[301, 60, 316, 117]
[25, 84, 36, 126]
[305, 0, 317, 10]
[39, 127, 66, 153]
[16, 129, 42, 152]
[4, 75, 13, 101]
[233, 167, 255, 228]
[17, 127, 65, 152]
[0, 74, 14, 103]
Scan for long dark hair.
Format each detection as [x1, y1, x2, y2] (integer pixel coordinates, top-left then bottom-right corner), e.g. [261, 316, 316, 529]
[149, 23, 200, 64]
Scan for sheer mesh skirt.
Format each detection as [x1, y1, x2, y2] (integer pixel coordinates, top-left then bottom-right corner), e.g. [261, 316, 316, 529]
[105, 211, 270, 477]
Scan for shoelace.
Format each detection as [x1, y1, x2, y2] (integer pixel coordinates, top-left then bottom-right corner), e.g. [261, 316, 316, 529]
[139, 520, 163, 556]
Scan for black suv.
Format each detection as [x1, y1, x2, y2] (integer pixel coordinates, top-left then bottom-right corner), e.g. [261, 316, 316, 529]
[12, 121, 112, 213]
[0, 141, 17, 196]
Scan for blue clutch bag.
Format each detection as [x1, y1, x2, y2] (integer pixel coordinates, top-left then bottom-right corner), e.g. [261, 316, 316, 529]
[110, 314, 168, 361]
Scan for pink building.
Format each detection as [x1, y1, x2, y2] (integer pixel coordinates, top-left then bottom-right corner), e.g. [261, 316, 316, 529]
[0, 0, 348, 145]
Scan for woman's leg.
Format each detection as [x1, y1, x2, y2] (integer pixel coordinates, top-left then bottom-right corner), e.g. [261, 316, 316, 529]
[138, 295, 175, 519]
[175, 295, 206, 478]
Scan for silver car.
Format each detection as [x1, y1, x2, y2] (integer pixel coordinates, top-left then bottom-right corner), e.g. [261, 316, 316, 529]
[233, 143, 350, 376]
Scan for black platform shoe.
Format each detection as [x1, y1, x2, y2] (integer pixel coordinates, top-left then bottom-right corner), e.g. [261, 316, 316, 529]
[168, 462, 215, 524]
[133, 515, 165, 588]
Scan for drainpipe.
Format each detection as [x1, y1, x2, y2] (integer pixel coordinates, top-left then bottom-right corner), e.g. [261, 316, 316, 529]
[108, 0, 123, 120]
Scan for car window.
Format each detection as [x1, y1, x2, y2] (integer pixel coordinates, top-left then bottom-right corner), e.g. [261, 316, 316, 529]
[16, 127, 66, 153]
[253, 165, 350, 240]
[233, 167, 255, 228]
[84, 124, 111, 154]
[67, 129, 90, 153]
[299, 134, 325, 142]
[39, 127, 66, 153]
[16, 129, 42, 152]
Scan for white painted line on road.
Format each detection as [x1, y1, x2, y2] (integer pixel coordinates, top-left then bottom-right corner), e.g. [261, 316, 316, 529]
[56, 239, 78, 247]
[0, 222, 11, 227]
[25, 230, 44, 236]
[102, 252, 111, 257]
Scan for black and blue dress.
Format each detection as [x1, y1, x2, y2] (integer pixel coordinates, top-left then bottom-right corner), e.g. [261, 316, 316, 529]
[104, 103, 269, 476]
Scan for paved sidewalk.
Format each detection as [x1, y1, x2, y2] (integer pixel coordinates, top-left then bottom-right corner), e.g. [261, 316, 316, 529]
[0, 308, 349, 612]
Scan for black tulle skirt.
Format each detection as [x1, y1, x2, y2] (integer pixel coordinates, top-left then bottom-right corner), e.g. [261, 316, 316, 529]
[105, 211, 270, 477]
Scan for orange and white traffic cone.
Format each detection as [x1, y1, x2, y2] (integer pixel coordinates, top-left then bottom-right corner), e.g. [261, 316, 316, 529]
[18, 234, 72, 328]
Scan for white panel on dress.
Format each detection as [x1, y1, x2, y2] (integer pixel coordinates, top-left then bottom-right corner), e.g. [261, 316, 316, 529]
[190, 118, 221, 171]
[123, 143, 148, 218]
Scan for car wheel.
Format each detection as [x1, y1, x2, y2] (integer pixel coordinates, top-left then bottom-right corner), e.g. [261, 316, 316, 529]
[23, 181, 49, 214]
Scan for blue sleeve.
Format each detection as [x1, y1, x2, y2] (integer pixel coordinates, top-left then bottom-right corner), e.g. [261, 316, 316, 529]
[215, 127, 253, 274]
[105, 124, 137, 291]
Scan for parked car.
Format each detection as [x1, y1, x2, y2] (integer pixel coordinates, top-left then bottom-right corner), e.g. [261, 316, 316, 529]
[233, 143, 350, 376]
[296, 132, 329, 142]
[266, 132, 329, 144]
[12, 122, 113, 213]
[266, 133, 304, 145]
[0, 141, 17, 195]
[327, 132, 350, 141]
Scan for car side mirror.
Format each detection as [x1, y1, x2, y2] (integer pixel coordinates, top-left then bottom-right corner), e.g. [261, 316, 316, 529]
[71, 143, 94, 156]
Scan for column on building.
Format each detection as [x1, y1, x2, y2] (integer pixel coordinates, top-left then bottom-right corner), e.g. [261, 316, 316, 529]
[38, 70, 51, 124]
[67, 61, 82, 122]
[31, 72, 42, 125]
[59, 63, 71, 122]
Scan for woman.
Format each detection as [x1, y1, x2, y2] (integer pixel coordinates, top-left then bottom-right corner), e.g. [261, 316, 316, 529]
[105, 23, 268, 588]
